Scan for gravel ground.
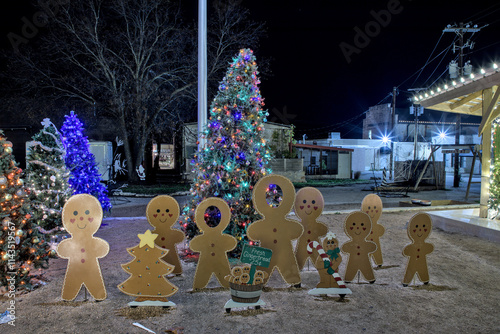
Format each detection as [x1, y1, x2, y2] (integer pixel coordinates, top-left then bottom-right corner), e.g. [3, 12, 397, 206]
[1, 208, 499, 334]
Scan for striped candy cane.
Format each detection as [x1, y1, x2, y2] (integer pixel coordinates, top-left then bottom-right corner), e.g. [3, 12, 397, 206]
[307, 241, 348, 289]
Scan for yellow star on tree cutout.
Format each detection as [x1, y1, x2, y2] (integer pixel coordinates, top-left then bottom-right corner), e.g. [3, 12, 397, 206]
[138, 229, 158, 248]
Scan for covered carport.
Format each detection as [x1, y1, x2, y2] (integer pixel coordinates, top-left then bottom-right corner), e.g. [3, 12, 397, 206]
[415, 65, 500, 218]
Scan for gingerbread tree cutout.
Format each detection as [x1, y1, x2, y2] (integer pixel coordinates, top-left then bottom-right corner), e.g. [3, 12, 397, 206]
[146, 195, 185, 275]
[118, 229, 178, 307]
[57, 194, 109, 301]
[294, 187, 328, 270]
[341, 211, 377, 283]
[307, 232, 352, 298]
[361, 194, 385, 266]
[247, 174, 303, 286]
[189, 198, 237, 289]
[402, 212, 434, 286]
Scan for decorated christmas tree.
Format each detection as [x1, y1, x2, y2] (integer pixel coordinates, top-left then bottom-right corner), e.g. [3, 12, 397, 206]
[0, 131, 49, 290]
[118, 229, 178, 305]
[25, 118, 72, 238]
[61, 111, 112, 212]
[182, 49, 272, 256]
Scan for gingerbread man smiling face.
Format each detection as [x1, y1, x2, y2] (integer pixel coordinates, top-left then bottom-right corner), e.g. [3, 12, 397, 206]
[361, 194, 382, 223]
[62, 194, 103, 237]
[295, 187, 324, 220]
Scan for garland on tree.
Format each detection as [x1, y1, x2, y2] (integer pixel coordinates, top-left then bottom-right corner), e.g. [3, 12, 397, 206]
[61, 111, 112, 212]
[182, 49, 272, 256]
[25, 118, 72, 239]
[0, 131, 49, 290]
[488, 119, 500, 217]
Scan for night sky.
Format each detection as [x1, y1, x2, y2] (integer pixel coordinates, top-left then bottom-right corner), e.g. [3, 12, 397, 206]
[1, 0, 499, 139]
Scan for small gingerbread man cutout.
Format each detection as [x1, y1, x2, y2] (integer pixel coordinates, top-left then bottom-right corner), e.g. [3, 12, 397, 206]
[314, 232, 343, 288]
[57, 194, 110, 301]
[361, 194, 385, 266]
[294, 187, 328, 271]
[341, 211, 377, 283]
[146, 195, 185, 275]
[189, 198, 237, 289]
[402, 213, 434, 286]
[247, 174, 303, 286]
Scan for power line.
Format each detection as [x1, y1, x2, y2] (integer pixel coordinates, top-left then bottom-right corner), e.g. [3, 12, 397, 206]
[410, 32, 445, 87]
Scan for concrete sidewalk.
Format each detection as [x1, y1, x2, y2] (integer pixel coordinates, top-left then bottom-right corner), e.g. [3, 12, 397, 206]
[108, 172, 481, 217]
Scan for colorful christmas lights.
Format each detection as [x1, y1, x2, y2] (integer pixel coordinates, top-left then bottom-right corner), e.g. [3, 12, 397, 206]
[182, 49, 272, 256]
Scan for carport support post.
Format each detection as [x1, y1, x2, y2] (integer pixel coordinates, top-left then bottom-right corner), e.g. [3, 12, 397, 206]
[480, 88, 492, 218]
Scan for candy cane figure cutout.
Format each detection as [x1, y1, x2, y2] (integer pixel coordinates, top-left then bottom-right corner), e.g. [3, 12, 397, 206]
[307, 235, 352, 297]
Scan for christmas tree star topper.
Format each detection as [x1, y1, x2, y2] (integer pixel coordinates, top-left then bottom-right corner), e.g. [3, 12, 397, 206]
[138, 230, 158, 248]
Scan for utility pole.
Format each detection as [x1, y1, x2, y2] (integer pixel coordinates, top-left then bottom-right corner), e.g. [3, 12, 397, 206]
[443, 22, 483, 187]
[389, 86, 397, 179]
[408, 88, 426, 161]
[197, 0, 207, 150]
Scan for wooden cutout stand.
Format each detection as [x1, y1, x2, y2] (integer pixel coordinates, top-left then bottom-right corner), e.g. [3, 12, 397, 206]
[129, 300, 176, 308]
[224, 299, 265, 313]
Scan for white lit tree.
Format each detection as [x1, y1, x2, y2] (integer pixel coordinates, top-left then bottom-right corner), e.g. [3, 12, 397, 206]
[25, 119, 72, 238]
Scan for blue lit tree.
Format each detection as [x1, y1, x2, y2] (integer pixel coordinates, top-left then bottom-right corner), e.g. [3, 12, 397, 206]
[61, 111, 112, 212]
[182, 49, 272, 256]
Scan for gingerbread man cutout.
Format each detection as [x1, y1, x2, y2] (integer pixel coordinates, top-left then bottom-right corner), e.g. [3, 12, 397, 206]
[294, 187, 328, 271]
[341, 211, 377, 283]
[402, 213, 434, 286]
[189, 198, 237, 289]
[247, 174, 303, 286]
[314, 232, 343, 288]
[57, 194, 109, 301]
[146, 195, 185, 275]
[361, 194, 385, 266]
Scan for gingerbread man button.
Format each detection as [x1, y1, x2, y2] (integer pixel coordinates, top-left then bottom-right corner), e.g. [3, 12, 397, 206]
[146, 195, 185, 275]
[189, 198, 237, 289]
[57, 194, 109, 301]
[402, 212, 434, 286]
[361, 194, 385, 267]
[341, 211, 377, 283]
[247, 174, 303, 286]
[294, 187, 328, 271]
